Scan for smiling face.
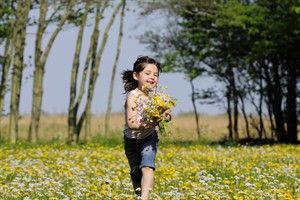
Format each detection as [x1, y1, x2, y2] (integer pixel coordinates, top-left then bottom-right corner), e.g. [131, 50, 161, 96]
[133, 63, 159, 91]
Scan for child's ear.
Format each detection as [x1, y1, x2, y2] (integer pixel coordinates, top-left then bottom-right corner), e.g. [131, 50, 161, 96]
[133, 72, 139, 80]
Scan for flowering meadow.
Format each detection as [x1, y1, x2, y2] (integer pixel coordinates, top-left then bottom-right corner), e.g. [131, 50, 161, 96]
[0, 142, 299, 199]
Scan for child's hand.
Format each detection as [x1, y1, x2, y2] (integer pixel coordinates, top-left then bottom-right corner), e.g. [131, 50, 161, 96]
[141, 110, 172, 129]
[160, 110, 172, 122]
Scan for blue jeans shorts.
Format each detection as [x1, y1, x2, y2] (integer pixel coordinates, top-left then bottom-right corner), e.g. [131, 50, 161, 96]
[124, 132, 159, 183]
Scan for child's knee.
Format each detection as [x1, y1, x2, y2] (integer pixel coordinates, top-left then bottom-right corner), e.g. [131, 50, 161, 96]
[141, 166, 154, 173]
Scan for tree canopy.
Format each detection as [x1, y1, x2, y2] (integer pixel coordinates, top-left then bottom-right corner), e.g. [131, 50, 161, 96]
[139, 0, 300, 143]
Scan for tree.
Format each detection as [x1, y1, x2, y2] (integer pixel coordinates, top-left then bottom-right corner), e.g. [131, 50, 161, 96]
[138, 0, 210, 140]
[188, 0, 300, 143]
[28, 0, 75, 143]
[67, 0, 125, 144]
[236, 0, 300, 143]
[68, 0, 92, 143]
[139, 0, 300, 143]
[0, 2, 14, 140]
[9, 0, 32, 143]
[140, 0, 243, 141]
[104, 0, 126, 135]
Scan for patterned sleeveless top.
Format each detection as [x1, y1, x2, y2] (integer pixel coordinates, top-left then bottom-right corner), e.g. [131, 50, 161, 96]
[123, 90, 156, 139]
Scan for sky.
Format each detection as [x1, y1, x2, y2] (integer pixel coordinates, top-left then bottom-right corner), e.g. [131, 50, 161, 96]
[5, 3, 224, 116]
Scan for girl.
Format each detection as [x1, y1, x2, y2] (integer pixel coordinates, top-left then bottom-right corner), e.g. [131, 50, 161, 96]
[122, 56, 171, 199]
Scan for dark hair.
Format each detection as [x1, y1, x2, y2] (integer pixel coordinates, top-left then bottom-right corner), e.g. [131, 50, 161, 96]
[122, 56, 162, 93]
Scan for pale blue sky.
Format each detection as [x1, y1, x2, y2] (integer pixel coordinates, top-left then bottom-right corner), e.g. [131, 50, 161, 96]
[11, 4, 223, 116]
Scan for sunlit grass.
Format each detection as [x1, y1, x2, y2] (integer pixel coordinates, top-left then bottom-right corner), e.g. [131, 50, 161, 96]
[0, 142, 299, 199]
[0, 113, 253, 143]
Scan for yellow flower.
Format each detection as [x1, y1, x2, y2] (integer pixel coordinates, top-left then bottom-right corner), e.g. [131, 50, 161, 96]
[136, 85, 177, 135]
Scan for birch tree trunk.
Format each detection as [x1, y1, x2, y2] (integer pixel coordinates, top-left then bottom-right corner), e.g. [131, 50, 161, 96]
[68, 0, 91, 143]
[104, 0, 126, 135]
[9, 0, 31, 143]
[0, 32, 14, 140]
[82, 1, 123, 142]
[67, 0, 104, 144]
[67, 0, 124, 144]
[28, 0, 75, 143]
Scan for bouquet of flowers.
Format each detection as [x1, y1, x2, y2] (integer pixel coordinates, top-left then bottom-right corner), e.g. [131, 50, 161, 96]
[136, 85, 177, 136]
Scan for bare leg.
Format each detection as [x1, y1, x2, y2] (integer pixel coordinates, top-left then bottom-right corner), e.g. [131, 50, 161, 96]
[141, 167, 154, 200]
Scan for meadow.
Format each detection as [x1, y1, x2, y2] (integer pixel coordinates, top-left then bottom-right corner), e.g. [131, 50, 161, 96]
[0, 142, 299, 199]
[0, 113, 251, 142]
[0, 114, 299, 199]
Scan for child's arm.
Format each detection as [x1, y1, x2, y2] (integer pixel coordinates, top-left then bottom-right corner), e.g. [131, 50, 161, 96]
[161, 110, 172, 122]
[126, 93, 158, 129]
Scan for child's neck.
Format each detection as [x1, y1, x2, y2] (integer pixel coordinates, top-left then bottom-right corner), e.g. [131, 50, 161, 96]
[135, 87, 150, 96]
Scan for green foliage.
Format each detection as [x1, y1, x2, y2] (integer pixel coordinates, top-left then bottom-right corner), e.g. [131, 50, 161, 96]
[0, 2, 14, 38]
[140, 0, 300, 143]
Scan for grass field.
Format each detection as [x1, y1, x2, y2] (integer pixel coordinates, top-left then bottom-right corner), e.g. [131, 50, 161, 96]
[0, 142, 299, 199]
[0, 114, 299, 199]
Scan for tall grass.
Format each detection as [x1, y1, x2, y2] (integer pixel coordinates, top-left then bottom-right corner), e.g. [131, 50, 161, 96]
[0, 113, 231, 143]
[0, 112, 297, 143]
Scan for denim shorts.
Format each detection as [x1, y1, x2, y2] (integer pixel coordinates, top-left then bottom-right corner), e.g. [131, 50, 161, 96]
[124, 132, 159, 183]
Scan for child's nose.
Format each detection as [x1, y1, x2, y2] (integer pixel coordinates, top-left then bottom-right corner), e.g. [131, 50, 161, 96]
[150, 74, 156, 79]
